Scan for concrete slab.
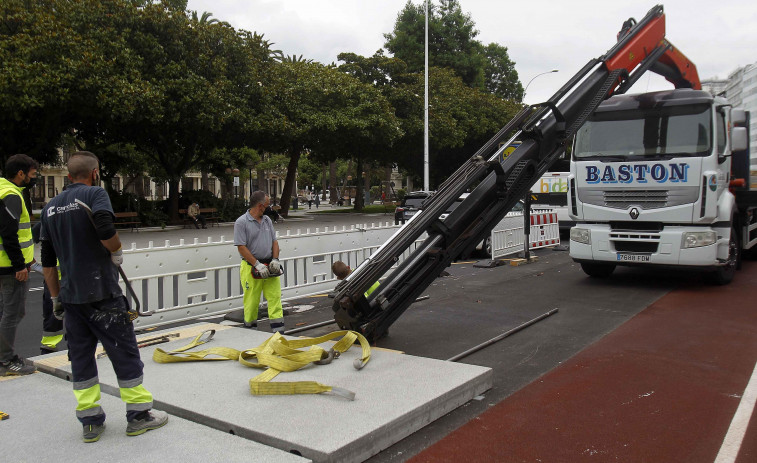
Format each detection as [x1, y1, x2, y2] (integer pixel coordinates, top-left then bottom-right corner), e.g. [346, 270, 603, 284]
[33, 323, 492, 463]
[0, 373, 309, 463]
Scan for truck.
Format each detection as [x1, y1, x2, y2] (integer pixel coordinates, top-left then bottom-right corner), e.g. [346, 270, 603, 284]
[331, 5, 727, 342]
[569, 90, 756, 284]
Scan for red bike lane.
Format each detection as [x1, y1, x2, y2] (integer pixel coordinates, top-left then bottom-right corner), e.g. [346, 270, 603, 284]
[411, 262, 757, 463]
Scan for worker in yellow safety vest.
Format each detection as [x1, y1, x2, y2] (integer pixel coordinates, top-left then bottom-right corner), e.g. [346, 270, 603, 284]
[0, 154, 39, 376]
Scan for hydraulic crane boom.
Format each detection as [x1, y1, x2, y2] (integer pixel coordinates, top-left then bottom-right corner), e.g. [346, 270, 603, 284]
[331, 4, 700, 342]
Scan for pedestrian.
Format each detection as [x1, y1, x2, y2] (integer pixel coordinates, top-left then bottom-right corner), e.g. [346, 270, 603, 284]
[40, 151, 168, 443]
[187, 202, 207, 229]
[31, 222, 64, 354]
[0, 153, 39, 376]
[234, 191, 285, 333]
[307, 192, 313, 209]
[332, 260, 380, 298]
[314, 193, 320, 209]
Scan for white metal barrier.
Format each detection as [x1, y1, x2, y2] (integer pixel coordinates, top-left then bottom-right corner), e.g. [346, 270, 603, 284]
[491, 211, 560, 259]
[122, 222, 425, 329]
[122, 212, 557, 329]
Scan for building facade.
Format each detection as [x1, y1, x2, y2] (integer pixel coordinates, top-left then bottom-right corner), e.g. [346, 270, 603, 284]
[723, 62, 757, 163]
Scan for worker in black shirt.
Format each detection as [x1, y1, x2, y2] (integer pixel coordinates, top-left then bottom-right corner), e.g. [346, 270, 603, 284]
[40, 151, 168, 443]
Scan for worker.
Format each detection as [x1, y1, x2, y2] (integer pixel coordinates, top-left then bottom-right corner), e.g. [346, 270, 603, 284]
[31, 222, 64, 354]
[332, 261, 380, 298]
[0, 154, 38, 376]
[40, 151, 167, 443]
[234, 190, 285, 333]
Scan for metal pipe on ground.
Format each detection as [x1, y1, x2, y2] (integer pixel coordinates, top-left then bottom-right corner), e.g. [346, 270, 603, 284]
[446, 308, 559, 362]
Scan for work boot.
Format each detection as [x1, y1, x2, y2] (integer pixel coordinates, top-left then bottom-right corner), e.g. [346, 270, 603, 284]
[1, 356, 36, 376]
[126, 410, 168, 436]
[82, 423, 106, 443]
[270, 321, 285, 334]
[243, 321, 257, 329]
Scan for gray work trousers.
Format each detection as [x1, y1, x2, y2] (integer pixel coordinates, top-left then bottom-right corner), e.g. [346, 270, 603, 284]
[0, 274, 28, 363]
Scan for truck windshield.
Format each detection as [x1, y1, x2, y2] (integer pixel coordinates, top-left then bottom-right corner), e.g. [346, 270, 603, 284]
[573, 103, 711, 160]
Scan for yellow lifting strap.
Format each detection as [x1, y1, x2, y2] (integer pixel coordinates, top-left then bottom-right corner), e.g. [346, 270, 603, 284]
[153, 329, 371, 400]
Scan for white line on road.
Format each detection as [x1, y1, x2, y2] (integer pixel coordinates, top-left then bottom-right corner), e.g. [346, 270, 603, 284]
[714, 360, 757, 463]
[29, 286, 43, 292]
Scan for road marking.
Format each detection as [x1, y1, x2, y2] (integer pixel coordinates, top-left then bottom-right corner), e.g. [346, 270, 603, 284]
[715, 360, 757, 463]
[29, 286, 43, 292]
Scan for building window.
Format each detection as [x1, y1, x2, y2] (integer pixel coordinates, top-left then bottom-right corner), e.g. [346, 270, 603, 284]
[63, 176, 70, 190]
[143, 177, 152, 197]
[47, 176, 55, 198]
[155, 182, 165, 199]
[112, 176, 120, 192]
[208, 177, 216, 195]
[182, 177, 193, 192]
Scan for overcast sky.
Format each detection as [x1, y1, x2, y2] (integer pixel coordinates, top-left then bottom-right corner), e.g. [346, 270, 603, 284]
[186, 0, 756, 104]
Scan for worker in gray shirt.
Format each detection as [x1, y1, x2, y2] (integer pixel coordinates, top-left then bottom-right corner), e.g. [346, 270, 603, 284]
[233, 191, 284, 333]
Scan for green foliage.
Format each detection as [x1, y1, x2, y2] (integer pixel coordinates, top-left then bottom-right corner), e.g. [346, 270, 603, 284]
[383, 0, 521, 99]
[297, 154, 322, 191]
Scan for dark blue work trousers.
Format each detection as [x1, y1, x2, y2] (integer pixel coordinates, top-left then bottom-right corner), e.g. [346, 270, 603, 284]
[64, 296, 147, 424]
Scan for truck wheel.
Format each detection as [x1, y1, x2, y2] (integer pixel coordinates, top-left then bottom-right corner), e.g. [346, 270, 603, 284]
[711, 225, 740, 285]
[483, 236, 492, 257]
[580, 262, 616, 278]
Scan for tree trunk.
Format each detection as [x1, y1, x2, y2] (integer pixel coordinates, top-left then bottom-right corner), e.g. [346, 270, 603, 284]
[278, 149, 301, 217]
[329, 161, 337, 203]
[354, 156, 364, 211]
[321, 164, 328, 200]
[167, 178, 181, 223]
[201, 171, 209, 191]
[257, 168, 266, 195]
[364, 161, 371, 205]
[384, 165, 392, 199]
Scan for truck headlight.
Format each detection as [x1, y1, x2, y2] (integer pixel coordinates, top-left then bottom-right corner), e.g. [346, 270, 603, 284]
[682, 231, 716, 248]
[570, 227, 591, 245]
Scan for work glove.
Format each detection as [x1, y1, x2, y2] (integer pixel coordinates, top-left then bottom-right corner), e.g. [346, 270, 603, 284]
[254, 261, 270, 279]
[268, 258, 282, 274]
[51, 296, 64, 321]
[111, 247, 123, 266]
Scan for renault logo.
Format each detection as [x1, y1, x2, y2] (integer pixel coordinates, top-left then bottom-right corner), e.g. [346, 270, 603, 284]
[629, 207, 640, 220]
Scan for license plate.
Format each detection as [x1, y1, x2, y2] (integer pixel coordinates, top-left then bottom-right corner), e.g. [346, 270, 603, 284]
[406, 211, 416, 217]
[616, 253, 651, 262]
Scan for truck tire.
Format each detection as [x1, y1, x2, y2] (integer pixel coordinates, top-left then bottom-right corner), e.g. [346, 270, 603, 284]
[580, 262, 616, 278]
[711, 225, 740, 285]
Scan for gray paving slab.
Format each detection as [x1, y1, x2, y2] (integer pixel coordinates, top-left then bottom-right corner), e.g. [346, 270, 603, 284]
[0, 373, 310, 463]
[34, 323, 492, 463]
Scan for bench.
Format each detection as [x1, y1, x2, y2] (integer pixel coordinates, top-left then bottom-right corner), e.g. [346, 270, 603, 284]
[179, 208, 220, 228]
[200, 208, 220, 227]
[114, 211, 141, 231]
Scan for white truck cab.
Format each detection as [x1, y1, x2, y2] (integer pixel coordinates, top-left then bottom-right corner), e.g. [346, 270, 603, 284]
[568, 89, 755, 284]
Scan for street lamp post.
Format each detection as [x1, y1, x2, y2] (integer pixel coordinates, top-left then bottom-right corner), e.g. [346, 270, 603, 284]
[423, 0, 430, 192]
[523, 69, 559, 102]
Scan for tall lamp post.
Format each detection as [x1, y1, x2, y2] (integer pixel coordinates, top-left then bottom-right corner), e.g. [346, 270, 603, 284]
[523, 69, 558, 102]
[423, 0, 430, 192]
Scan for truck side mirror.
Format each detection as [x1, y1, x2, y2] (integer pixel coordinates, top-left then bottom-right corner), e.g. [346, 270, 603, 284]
[731, 126, 748, 152]
[731, 109, 747, 126]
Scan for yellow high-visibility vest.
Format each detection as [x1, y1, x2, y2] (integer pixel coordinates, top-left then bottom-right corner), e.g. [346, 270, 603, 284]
[0, 178, 34, 268]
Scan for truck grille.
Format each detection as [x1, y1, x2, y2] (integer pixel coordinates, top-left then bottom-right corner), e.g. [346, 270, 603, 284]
[578, 186, 699, 210]
[604, 190, 668, 209]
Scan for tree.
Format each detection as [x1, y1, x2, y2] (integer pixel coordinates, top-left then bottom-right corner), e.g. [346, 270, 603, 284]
[71, 1, 271, 220]
[483, 43, 523, 101]
[258, 61, 400, 214]
[383, 0, 521, 99]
